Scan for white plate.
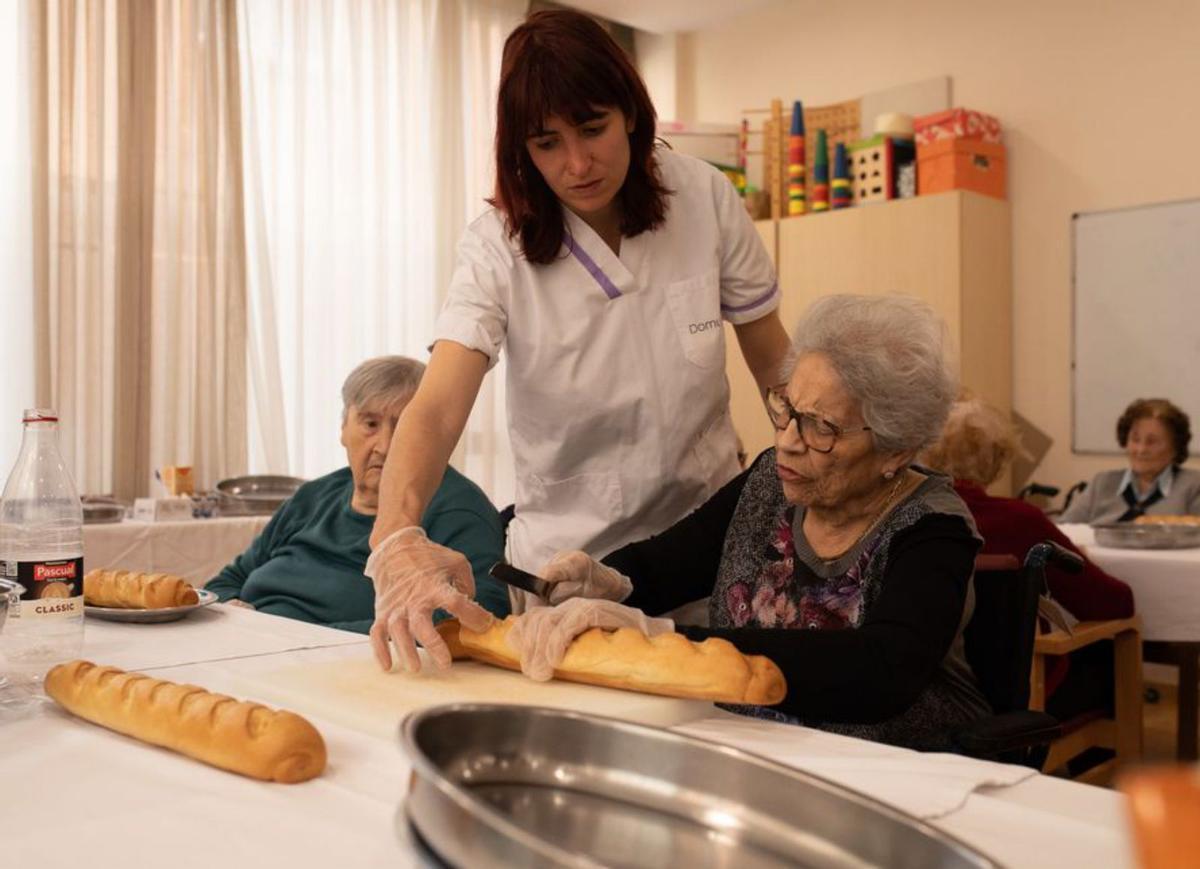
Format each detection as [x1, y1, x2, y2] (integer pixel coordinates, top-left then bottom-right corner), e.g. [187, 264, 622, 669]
[84, 588, 219, 623]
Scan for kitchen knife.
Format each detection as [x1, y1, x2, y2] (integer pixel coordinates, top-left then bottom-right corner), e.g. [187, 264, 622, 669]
[489, 562, 554, 600]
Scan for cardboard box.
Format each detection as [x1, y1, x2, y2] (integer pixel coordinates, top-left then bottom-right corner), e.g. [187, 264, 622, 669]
[917, 138, 1007, 199]
[913, 108, 1002, 147]
[133, 497, 195, 522]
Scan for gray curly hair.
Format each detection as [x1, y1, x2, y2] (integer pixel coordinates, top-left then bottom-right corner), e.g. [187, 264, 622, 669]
[784, 294, 957, 454]
[341, 355, 426, 422]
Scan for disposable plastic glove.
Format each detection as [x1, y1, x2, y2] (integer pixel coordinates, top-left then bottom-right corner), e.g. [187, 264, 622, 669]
[365, 526, 493, 672]
[505, 598, 674, 682]
[539, 550, 633, 605]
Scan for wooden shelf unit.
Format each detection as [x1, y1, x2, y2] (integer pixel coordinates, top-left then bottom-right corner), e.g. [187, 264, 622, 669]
[725, 191, 1013, 487]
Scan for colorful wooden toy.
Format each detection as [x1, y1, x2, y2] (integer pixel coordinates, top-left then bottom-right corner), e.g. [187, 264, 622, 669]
[811, 129, 829, 213]
[831, 142, 852, 209]
[787, 101, 806, 216]
[737, 119, 749, 195]
[848, 134, 916, 205]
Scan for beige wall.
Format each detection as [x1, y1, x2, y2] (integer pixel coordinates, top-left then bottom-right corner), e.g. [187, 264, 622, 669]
[668, 0, 1200, 491]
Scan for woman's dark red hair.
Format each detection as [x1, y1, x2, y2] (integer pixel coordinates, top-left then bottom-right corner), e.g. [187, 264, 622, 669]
[492, 9, 670, 264]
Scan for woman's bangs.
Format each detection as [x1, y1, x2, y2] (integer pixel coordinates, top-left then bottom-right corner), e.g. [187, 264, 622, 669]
[518, 55, 624, 137]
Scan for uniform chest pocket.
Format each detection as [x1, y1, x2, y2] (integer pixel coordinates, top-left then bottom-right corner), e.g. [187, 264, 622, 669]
[664, 269, 724, 369]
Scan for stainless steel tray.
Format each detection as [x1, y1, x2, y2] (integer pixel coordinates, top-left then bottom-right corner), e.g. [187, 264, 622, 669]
[214, 475, 305, 515]
[83, 502, 125, 524]
[1093, 522, 1200, 549]
[399, 704, 998, 869]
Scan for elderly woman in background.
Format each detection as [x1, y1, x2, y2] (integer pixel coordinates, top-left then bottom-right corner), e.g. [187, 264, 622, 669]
[923, 398, 1133, 720]
[1059, 398, 1200, 524]
[206, 356, 510, 632]
[923, 397, 1133, 623]
[507, 295, 990, 752]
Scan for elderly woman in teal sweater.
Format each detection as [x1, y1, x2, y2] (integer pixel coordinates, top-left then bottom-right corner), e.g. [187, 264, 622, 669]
[205, 356, 509, 632]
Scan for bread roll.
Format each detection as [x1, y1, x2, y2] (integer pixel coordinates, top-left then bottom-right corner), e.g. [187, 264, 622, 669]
[437, 617, 787, 705]
[45, 660, 326, 783]
[84, 569, 199, 609]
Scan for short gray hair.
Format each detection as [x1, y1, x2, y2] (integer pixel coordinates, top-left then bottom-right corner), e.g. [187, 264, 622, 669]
[785, 294, 957, 454]
[341, 356, 426, 420]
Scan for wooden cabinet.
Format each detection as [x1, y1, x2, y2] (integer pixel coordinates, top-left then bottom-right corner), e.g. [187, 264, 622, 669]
[725, 191, 1012, 484]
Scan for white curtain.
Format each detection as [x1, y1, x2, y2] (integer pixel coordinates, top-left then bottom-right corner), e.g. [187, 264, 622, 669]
[0, 0, 36, 472]
[28, 0, 247, 500]
[238, 0, 522, 508]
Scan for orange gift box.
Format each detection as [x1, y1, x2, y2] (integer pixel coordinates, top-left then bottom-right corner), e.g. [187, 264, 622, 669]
[913, 108, 1002, 146]
[917, 138, 1007, 200]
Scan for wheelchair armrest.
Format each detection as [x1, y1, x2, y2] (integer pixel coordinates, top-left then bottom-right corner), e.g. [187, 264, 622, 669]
[1025, 541, 1085, 574]
[954, 710, 1062, 760]
[1036, 617, 1141, 655]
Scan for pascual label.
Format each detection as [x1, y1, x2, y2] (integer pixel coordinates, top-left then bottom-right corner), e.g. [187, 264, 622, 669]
[2, 557, 84, 618]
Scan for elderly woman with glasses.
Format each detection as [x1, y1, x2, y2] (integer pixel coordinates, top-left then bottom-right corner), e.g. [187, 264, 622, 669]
[505, 294, 991, 751]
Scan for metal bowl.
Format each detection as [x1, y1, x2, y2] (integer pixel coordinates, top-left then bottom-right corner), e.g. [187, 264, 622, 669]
[83, 502, 125, 524]
[214, 475, 305, 516]
[399, 704, 997, 869]
[1092, 522, 1200, 549]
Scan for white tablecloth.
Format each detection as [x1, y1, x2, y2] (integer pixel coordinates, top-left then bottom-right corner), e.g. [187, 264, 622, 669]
[2, 607, 1135, 868]
[1059, 523, 1200, 641]
[81, 604, 366, 671]
[83, 515, 271, 586]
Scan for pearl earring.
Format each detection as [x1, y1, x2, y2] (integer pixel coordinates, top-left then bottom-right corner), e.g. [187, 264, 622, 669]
[883, 470, 895, 480]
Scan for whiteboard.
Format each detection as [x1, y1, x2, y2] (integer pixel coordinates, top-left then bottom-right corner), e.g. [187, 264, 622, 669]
[1072, 198, 1200, 453]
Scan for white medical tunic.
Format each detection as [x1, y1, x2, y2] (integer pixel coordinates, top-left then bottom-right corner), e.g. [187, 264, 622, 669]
[434, 149, 779, 579]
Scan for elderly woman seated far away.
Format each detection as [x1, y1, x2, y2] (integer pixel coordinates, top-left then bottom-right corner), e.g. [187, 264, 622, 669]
[507, 294, 990, 752]
[1058, 398, 1200, 524]
[206, 356, 510, 631]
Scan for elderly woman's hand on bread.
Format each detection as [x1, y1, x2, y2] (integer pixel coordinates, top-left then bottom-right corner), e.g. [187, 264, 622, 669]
[538, 550, 633, 605]
[505, 598, 674, 681]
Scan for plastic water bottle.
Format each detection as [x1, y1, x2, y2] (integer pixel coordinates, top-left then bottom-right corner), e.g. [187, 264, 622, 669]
[0, 408, 85, 690]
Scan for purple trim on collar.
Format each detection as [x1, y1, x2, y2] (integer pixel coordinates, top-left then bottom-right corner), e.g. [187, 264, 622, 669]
[565, 235, 622, 300]
[721, 282, 779, 315]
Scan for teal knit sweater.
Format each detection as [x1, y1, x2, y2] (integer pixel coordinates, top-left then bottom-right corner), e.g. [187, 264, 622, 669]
[205, 466, 509, 632]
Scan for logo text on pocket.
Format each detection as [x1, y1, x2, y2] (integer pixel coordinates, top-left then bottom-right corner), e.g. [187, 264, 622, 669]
[688, 319, 721, 334]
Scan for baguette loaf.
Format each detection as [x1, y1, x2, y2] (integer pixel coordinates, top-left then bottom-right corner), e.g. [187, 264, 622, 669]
[437, 617, 787, 705]
[45, 660, 326, 783]
[84, 568, 199, 609]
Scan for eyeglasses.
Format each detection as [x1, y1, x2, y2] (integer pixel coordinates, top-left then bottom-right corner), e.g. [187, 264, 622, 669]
[766, 387, 871, 454]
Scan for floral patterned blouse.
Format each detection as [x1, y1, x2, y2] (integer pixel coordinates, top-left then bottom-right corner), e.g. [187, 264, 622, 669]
[608, 449, 990, 751]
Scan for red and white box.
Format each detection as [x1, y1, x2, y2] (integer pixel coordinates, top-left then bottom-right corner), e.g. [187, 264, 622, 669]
[913, 108, 1002, 147]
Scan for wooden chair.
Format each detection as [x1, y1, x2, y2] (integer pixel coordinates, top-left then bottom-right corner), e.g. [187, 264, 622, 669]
[960, 544, 1143, 780]
[1031, 615, 1143, 785]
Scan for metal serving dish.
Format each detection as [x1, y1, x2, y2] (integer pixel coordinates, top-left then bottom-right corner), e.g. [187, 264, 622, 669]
[82, 501, 125, 524]
[214, 475, 305, 516]
[1093, 521, 1200, 549]
[399, 704, 997, 869]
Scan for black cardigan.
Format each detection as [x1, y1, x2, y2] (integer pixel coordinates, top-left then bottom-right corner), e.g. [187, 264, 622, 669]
[603, 463, 981, 725]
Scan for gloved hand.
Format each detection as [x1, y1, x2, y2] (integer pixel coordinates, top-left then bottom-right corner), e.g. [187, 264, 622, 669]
[539, 550, 633, 605]
[365, 526, 493, 672]
[505, 598, 674, 682]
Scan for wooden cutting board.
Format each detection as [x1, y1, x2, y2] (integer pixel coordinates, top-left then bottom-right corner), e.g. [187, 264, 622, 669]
[238, 655, 715, 740]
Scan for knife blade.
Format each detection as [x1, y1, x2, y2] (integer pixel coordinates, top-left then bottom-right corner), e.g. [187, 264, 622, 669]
[489, 562, 554, 601]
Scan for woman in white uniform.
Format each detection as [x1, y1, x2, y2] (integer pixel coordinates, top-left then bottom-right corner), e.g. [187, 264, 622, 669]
[366, 9, 791, 672]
